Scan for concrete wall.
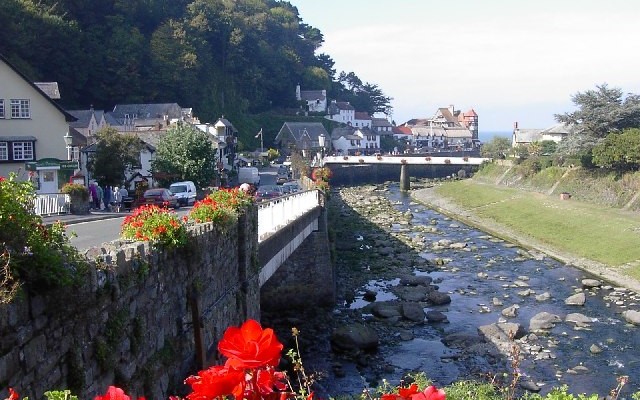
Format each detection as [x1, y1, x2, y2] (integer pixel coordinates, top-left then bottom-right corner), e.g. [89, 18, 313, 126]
[0, 207, 259, 399]
[260, 206, 334, 312]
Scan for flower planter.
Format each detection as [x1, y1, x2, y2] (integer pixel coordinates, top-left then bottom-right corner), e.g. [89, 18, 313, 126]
[359, 159, 365, 163]
[444, 159, 451, 164]
[425, 157, 431, 162]
[343, 156, 349, 161]
[69, 195, 90, 215]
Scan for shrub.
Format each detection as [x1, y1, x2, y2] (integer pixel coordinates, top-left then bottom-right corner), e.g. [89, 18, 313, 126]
[205, 188, 255, 212]
[188, 197, 236, 227]
[60, 183, 90, 202]
[1, 174, 87, 302]
[120, 205, 188, 247]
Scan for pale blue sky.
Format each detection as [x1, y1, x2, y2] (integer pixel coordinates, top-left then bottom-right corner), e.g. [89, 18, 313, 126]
[289, 0, 640, 133]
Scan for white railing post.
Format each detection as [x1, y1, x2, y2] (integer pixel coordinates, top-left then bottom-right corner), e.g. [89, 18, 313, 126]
[33, 194, 70, 216]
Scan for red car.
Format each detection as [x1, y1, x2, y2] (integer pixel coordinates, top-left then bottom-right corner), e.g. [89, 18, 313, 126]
[141, 188, 180, 209]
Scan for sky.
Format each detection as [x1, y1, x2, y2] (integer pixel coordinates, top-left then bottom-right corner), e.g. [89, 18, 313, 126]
[288, 0, 640, 134]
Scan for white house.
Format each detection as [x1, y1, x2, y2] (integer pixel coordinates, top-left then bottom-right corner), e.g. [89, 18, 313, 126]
[326, 100, 355, 125]
[296, 84, 327, 113]
[0, 53, 78, 194]
[330, 127, 380, 155]
[195, 117, 238, 171]
[67, 108, 109, 145]
[353, 111, 372, 128]
[107, 103, 198, 132]
[512, 122, 571, 147]
[372, 117, 393, 134]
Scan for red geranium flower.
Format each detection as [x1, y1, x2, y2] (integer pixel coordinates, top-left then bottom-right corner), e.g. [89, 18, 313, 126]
[6, 388, 19, 400]
[381, 384, 420, 400]
[94, 386, 131, 400]
[185, 365, 245, 400]
[218, 319, 284, 369]
[411, 386, 446, 400]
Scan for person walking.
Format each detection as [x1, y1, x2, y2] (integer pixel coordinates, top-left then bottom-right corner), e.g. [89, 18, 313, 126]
[103, 185, 112, 211]
[119, 186, 129, 211]
[89, 181, 98, 210]
[113, 186, 122, 212]
[96, 184, 104, 210]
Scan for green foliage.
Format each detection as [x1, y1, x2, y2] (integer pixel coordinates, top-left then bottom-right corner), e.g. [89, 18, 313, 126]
[1, 174, 87, 302]
[267, 148, 280, 161]
[539, 140, 557, 156]
[522, 385, 598, 400]
[43, 390, 79, 400]
[152, 123, 217, 188]
[380, 135, 406, 153]
[481, 137, 511, 159]
[515, 156, 542, 177]
[89, 127, 144, 186]
[592, 128, 640, 171]
[60, 183, 89, 202]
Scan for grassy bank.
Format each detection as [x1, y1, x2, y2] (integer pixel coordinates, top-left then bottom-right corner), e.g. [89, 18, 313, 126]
[432, 180, 640, 281]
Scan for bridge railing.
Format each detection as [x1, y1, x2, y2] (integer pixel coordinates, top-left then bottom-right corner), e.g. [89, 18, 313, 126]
[257, 189, 321, 242]
[34, 194, 70, 216]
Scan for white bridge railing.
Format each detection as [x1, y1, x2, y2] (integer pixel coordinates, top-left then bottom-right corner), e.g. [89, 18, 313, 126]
[257, 190, 321, 242]
[34, 194, 70, 216]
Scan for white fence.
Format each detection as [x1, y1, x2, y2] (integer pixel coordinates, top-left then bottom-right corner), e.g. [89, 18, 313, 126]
[257, 189, 321, 242]
[34, 194, 70, 216]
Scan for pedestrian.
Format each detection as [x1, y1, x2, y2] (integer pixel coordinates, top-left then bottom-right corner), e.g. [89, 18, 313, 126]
[113, 186, 122, 212]
[89, 181, 98, 210]
[103, 185, 112, 211]
[119, 186, 129, 211]
[96, 184, 104, 210]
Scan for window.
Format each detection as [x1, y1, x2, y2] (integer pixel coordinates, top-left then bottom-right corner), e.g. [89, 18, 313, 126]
[10, 99, 30, 118]
[12, 141, 34, 160]
[0, 142, 7, 160]
[0, 100, 4, 118]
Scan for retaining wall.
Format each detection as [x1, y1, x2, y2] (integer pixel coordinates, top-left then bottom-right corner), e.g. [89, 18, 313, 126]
[0, 207, 259, 399]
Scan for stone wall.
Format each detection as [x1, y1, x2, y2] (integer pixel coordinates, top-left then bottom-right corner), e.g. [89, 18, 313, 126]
[0, 207, 259, 399]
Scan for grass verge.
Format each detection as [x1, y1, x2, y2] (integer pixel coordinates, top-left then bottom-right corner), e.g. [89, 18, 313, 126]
[434, 180, 640, 270]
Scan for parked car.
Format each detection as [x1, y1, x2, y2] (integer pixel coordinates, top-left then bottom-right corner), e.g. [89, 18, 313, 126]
[282, 181, 300, 193]
[255, 185, 283, 202]
[141, 188, 180, 209]
[169, 181, 197, 206]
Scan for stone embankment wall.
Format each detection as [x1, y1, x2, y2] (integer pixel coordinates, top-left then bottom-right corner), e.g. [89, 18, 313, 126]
[0, 208, 259, 399]
[329, 163, 475, 186]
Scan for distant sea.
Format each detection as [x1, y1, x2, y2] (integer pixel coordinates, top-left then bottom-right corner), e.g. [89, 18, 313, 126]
[479, 131, 511, 143]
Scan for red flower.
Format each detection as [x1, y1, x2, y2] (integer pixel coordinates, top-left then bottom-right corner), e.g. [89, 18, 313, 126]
[94, 386, 131, 400]
[254, 367, 288, 395]
[411, 386, 446, 400]
[185, 365, 245, 400]
[6, 388, 19, 400]
[381, 384, 420, 400]
[218, 319, 283, 369]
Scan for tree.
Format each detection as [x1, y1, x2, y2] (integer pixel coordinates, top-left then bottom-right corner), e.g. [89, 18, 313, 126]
[592, 128, 640, 171]
[480, 136, 511, 159]
[151, 123, 217, 188]
[89, 127, 144, 186]
[555, 84, 640, 155]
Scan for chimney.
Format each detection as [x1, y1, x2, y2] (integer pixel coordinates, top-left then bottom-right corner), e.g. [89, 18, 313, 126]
[514, 121, 519, 129]
[449, 104, 454, 114]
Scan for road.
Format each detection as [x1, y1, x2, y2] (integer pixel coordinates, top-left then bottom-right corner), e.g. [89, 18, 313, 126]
[67, 165, 280, 250]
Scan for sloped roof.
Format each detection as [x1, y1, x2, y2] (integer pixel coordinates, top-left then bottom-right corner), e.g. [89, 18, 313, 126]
[393, 126, 413, 135]
[539, 123, 572, 134]
[371, 117, 393, 128]
[275, 122, 329, 143]
[436, 108, 459, 124]
[0, 53, 76, 122]
[34, 82, 60, 99]
[464, 109, 478, 117]
[354, 111, 371, 120]
[514, 129, 543, 143]
[67, 109, 94, 128]
[402, 118, 430, 127]
[300, 90, 326, 101]
[111, 103, 183, 119]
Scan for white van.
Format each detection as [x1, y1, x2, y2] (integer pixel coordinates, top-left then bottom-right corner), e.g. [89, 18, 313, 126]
[238, 167, 260, 185]
[169, 181, 197, 206]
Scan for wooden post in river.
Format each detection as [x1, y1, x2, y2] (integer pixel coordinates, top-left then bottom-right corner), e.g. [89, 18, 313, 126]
[400, 163, 410, 191]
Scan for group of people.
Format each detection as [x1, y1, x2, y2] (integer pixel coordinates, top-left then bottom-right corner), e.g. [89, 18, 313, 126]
[88, 181, 129, 212]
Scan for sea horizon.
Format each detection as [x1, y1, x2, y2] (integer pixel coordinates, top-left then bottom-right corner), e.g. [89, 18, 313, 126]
[479, 130, 511, 143]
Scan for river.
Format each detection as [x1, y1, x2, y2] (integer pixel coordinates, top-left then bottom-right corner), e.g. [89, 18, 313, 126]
[264, 183, 640, 399]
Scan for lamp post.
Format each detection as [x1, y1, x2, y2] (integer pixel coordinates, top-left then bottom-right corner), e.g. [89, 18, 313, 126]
[318, 132, 326, 166]
[63, 131, 73, 161]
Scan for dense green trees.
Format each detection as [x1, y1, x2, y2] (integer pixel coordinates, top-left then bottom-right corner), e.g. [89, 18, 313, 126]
[151, 123, 217, 188]
[592, 128, 640, 171]
[89, 128, 144, 186]
[1, 0, 392, 127]
[480, 136, 511, 159]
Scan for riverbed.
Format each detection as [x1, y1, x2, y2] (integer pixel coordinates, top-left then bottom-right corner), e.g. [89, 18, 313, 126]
[263, 182, 640, 398]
